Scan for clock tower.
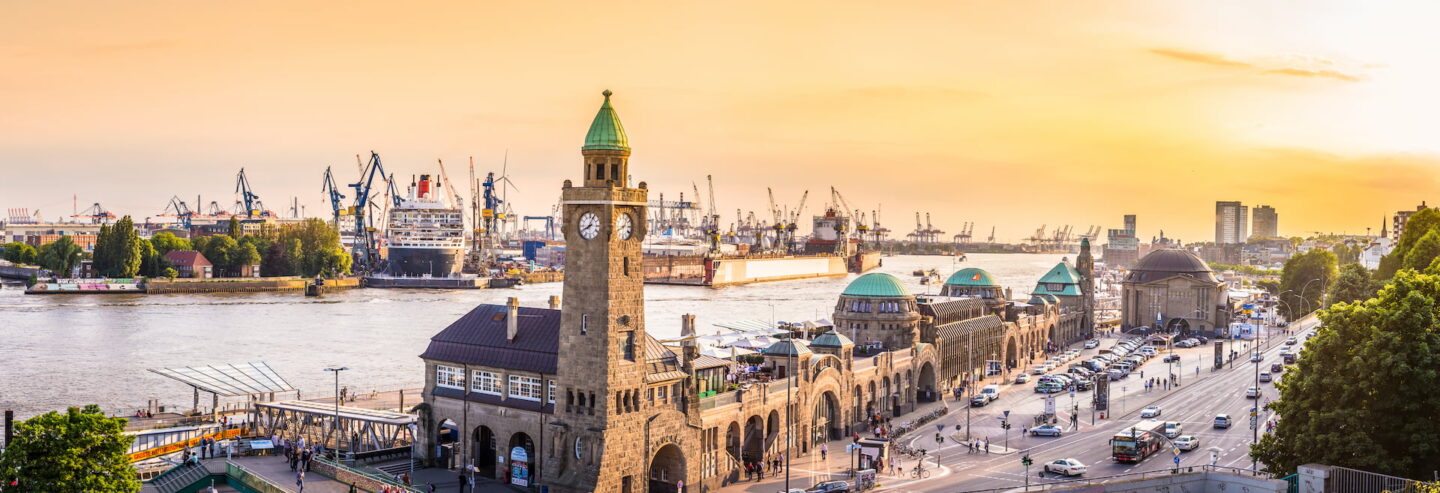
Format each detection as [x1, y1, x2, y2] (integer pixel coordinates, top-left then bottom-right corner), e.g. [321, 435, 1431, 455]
[548, 90, 652, 491]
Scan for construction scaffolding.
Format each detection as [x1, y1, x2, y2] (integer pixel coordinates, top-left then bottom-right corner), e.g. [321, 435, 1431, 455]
[251, 400, 415, 453]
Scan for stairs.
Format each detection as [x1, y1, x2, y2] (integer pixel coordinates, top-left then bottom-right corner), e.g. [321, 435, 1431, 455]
[376, 459, 422, 476]
[147, 462, 212, 493]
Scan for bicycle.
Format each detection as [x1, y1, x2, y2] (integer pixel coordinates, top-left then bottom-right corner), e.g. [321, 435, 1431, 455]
[910, 467, 931, 479]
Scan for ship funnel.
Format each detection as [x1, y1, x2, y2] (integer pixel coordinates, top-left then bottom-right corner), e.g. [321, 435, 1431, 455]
[548, 295, 560, 310]
[506, 297, 520, 342]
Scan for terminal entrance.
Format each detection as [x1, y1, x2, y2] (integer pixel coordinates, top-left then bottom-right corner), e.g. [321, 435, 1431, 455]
[648, 444, 686, 493]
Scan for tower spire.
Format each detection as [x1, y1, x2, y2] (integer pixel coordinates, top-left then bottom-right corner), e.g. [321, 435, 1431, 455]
[583, 89, 629, 151]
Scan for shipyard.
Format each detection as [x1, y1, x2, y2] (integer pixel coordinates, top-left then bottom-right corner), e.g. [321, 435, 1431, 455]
[4, 3, 1438, 493]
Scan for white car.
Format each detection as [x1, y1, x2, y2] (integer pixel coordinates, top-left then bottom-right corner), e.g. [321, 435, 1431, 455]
[1015, 374, 1030, 384]
[1246, 386, 1261, 398]
[1164, 421, 1182, 438]
[1175, 435, 1199, 451]
[1033, 365, 1048, 375]
[1084, 340, 1099, 349]
[1140, 406, 1161, 418]
[1044, 458, 1087, 476]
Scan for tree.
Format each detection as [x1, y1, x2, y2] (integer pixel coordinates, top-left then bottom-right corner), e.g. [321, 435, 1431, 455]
[136, 239, 162, 277]
[1328, 263, 1379, 306]
[277, 218, 350, 277]
[161, 267, 178, 279]
[1255, 279, 1281, 295]
[37, 236, 83, 276]
[1252, 270, 1440, 478]
[1378, 208, 1440, 279]
[201, 235, 238, 277]
[1278, 249, 1338, 318]
[260, 241, 292, 277]
[230, 242, 261, 275]
[149, 232, 191, 255]
[92, 216, 142, 278]
[1404, 229, 1440, 272]
[2, 242, 38, 265]
[0, 404, 140, 493]
[228, 216, 242, 238]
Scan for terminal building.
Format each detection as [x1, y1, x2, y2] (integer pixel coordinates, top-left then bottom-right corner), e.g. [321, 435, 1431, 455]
[414, 91, 1097, 492]
[1119, 248, 1229, 336]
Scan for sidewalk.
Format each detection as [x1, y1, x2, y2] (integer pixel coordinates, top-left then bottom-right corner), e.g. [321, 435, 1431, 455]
[231, 455, 355, 492]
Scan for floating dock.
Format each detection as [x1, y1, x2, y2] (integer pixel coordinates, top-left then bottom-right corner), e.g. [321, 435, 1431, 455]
[363, 276, 518, 289]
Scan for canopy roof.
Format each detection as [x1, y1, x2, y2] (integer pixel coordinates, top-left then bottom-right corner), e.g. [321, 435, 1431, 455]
[149, 362, 294, 397]
[254, 400, 415, 426]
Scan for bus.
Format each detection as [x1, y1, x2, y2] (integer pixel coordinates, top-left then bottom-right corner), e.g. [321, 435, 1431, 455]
[1110, 419, 1166, 463]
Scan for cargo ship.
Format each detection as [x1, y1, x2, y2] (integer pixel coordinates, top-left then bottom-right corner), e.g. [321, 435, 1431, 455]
[644, 207, 879, 286]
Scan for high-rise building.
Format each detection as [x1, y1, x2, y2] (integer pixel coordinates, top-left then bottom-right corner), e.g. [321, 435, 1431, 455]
[1393, 201, 1428, 240]
[1251, 205, 1278, 239]
[1104, 214, 1140, 267]
[1215, 201, 1248, 245]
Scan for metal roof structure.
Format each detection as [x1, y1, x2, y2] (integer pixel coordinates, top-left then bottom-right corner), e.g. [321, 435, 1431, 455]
[254, 400, 414, 426]
[583, 90, 630, 151]
[148, 362, 295, 397]
[841, 272, 912, 298]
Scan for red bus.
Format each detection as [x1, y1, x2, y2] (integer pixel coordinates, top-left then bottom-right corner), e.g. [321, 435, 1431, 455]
[1110, 419, 1166, 463]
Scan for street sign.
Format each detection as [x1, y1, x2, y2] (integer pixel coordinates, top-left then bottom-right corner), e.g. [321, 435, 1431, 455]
[1174, 455, 1181, 465]
[1003, 410, 1011, 418]
[936, 424, 945, 433]
[1044, 396, 1056, 416]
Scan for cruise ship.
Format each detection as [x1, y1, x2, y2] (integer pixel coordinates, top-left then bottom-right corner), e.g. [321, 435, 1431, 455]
[383, 174, 465, 277]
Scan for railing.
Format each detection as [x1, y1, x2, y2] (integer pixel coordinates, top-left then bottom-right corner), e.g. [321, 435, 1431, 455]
[955, 465, 1278, 492]
[314, 454, 423, 492]
[226, 462, 289, 493]
[1325, 465, 1435, 493]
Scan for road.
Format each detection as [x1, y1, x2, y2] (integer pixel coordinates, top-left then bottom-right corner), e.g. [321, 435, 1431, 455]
[883, 317, 1316, 492]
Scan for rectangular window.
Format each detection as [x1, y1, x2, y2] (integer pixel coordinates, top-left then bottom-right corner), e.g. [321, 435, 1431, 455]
[623, 331, 636, 361]
[435, 365, 464, 390]
[548, 380, 556, 404]
[596, 163, 605, 180]
[472, 371, 503, 396]
[581, 314, 589, 335]
[508, 375, 543, 402]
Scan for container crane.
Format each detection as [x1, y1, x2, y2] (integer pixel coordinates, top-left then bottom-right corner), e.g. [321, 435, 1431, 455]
[161, 196, 196, 229]
[784, 190, 809, 253]
[233, 168, 269, 218]
[703, 176, 720, 251]
[348, 152, 400, 272]
[71, 203, 116, 224]
[321, 166, 346, 230]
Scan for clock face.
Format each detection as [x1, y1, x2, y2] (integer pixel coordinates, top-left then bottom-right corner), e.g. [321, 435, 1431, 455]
[579, 212, 601, 240]
[616, 213, 634, 240]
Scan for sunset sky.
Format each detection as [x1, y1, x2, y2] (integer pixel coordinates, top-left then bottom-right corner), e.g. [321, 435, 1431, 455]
[3, 1, 1437, 242]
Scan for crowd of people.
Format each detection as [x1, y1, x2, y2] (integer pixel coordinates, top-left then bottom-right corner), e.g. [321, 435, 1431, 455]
[741, 453, 787, 482]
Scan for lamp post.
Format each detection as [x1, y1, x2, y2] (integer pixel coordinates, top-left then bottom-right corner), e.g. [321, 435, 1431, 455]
[324, 367, 348, 453]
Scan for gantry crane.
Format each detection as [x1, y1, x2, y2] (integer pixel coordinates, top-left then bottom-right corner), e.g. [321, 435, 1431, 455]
[348, 152, 400, 272]
[322, 166, 346, 231]
[71, 203, 115, 224]
[234, 168, 269, 218]
[161, 196, 196, 229]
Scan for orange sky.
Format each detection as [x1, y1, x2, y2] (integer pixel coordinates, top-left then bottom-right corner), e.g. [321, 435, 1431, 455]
[3, 1, 1437, 242]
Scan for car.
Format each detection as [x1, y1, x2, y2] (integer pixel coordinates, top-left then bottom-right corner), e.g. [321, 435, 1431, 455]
[1214, 414, 1232, 428]
[1259, 372, 1272, 383]
[1251, 353, 1264, 363]
[971, 394, 990, 407]
[1072, 379, 1094, 391]
[1033, 365, 1048, 375]
[1197, 336, 1209, 344]
[1175, 435, 1200, 451]
[1164, 421, 1182, 438]
[1163, 354, 1181, 363]
[1285, 337, 1297, 345]
[1035, 383, 1063, 394]
[1015, 374, 1030, 384]
[1107, 369, 1127, 380]
[1271, 363, 1283, 373]
[981, 385, 1000, 400]
[1044, 458, 1087, 477]
[1246, 386, 1261, 398]
[1030, 424, 1063, 437]
[1140, 406, 1162, 418]
[1084, 340, 1099, 349]
[807, 480, 850, 493]
[1139, 347, 1158, 356]
[1174, 340, 1192, 349]
[1283, 352, 1297, 364]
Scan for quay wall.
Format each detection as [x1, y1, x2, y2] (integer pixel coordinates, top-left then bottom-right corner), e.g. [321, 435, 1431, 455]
[146, 277, 360, 294]
[0, 264, 43, 280]
[520, 271, 564, 284]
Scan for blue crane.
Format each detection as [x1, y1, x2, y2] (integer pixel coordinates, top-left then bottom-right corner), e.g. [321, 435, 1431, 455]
[234, 168, 267, 218]
[321, 166, 346, 228]
[347, 152, 401, 272]
[162, 195, 195, 229]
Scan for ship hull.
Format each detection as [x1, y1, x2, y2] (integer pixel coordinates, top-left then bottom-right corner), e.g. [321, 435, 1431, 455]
[385, 247, 464, 278]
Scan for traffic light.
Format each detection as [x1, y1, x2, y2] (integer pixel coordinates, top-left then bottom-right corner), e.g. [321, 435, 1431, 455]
[1022, 455, 1033, 466]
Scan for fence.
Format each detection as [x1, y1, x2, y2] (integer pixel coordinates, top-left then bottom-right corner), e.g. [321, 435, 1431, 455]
[955, 465, 1278, 492]
[227, 462, 290, 493]
[313, 455, 423, 492]
[1325, 465, 1435, 493]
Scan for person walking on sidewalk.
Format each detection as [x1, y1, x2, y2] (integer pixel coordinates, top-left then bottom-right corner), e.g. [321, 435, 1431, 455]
[295, 470, 305, 493]
[821, 443, 828, 460]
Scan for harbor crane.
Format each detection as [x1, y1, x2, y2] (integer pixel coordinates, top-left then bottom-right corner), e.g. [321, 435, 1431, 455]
[870, 207, 891, 244]
[784, 190, 809, 253]
[348, 152, 400, 272]
[702, 176, 720, 251]
[71, 203, 115, 224]
[233, 168, 269, 218]
[321, 166, 346, 230]
[924, 213, 944, 244]
[161, 196, 196, 228]
[953, 222, 974, 245]
[987, 226, 996, 244]
[909, 212, 924, 243]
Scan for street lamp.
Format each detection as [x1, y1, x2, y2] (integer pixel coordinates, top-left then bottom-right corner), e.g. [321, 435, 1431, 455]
[324, 367, 348, 453]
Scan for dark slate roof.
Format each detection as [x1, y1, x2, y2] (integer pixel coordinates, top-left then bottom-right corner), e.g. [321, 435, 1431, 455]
[933, 314, 1004, 341]
[1126, 249, 1218, 284]
[918, 297, 989, 325]
[419, 304, 562, 374]
[163, 250, 211, 267]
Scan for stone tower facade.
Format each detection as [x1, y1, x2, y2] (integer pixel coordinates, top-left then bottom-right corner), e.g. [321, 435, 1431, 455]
[1077, 237, 1096, 339]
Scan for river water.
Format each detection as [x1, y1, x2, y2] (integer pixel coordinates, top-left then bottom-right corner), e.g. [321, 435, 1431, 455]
[0, 253, 1068, 418]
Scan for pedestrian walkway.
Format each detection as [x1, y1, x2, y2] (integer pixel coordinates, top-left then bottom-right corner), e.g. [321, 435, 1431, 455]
[230, 456, 353, 492]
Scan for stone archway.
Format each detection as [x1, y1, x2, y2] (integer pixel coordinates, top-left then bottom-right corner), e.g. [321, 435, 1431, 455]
[917, 362, 937, 402]
[725, 421, 741, 462]
[766, 410, 781, 456]
[813, 391, 841, 442]
[507, 432, 535, 486]
[1167, 318, 1191, 336]
[649, 443, 686, 493]
[743, 415, 764, 461]
[473, 425, 497, 477]
[1004, 336, 1019, 370]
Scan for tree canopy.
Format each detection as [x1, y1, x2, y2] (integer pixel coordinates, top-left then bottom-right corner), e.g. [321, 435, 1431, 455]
[1278, 249, 1337, 319]
[0, 405, 140, 493]
[2, 242, 38, 265]
[149, 232, 191, 255]
[1378, 208, 1440, 279]
[37, 236, 83, 276]
[1328, 263, 1380, 306]
[92, 216, 143, 277]
[1252, 270, 1440, 478]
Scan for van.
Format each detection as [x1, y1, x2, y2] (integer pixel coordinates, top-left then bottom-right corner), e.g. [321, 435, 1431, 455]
[981, 385, 1000, 401]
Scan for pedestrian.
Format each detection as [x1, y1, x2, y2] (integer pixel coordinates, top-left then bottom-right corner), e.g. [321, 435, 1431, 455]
[821, 443, 828, 460]
[1021, 426, 1027, 437]
[985, 438, 990, 454]
[295, 470, 305, 493]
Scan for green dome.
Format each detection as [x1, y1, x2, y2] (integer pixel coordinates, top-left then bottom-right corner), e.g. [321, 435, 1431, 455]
[810, 331, 855, 348]
[583, 89, 630, 151]
[945, 267, 999, 287]
[841, 273, 911, 298]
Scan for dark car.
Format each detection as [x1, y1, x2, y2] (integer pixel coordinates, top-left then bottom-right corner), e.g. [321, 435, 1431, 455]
[1271, 363, 1283, 373]
[808, 480, 850, 493]
[1163, 354, 1181, 363]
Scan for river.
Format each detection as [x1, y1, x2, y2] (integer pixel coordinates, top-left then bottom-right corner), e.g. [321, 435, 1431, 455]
[0, 253, 1070, 417]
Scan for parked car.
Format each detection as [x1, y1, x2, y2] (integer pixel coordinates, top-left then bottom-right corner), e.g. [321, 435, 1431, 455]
[1164, 354, 1181, 363]
[1196, 336, 1209, 344]
[1044, 458, 1087, 477]
[1032, 365, 1048, 375]
[1030, 424, 1063, 437]
[1073, 379, 1094, 391]
[971, 394, 991, 407]
[807, 480, 850, 493]
[1214, 414, 1232, 428]
[1107, 369, 1126, 380]
[1175, 435, 1200, 451]
[1084, 340, 1099, 349]
[1140, 406, 1162, 418]
[1035, 383, 1063, 394]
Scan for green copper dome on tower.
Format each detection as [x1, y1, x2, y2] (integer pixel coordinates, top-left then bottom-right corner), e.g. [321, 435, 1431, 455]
[842, 273, 912, 298]
[583, 89, 630, 151]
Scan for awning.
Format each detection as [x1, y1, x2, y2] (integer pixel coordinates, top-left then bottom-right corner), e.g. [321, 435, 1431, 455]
[148, 362, 295, 397]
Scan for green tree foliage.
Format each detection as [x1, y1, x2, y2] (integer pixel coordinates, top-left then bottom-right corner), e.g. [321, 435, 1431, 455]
[260, 241, 292, 277]
[1328, 263, 1380, 306]
[278, 218, 351, 277]
[1404, 230, 1440, 272]
[228, 216, 242, 238]
[1252, 270, 1440, 478]
[1279, 249, 1337, 319]
[2, 242, 38, 265]
[1378, 208, 1440, 279]
[1255, 279, 1281, 294]
[200, 234, 238, 276]
[36, 236, 83, 276]
[1208, 263, 1281, 277]
[136, 238, 162, 277]
[0, 404, 140, 492]
[161, 267, 178, 279]
[231, 242, 261, 273]
[92, 216, 142, 278]
[149, 232, 191, 255]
